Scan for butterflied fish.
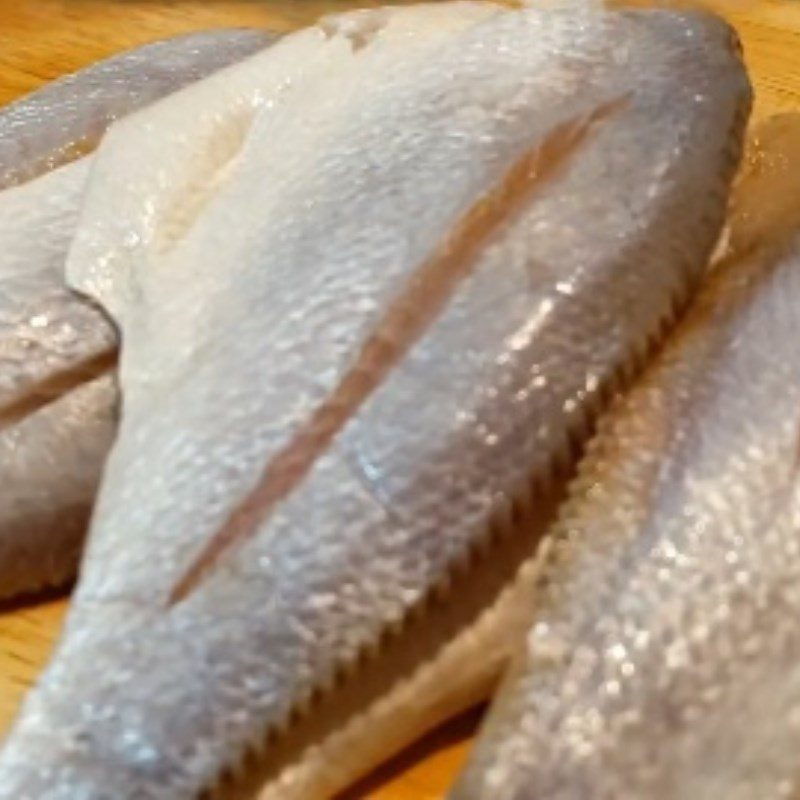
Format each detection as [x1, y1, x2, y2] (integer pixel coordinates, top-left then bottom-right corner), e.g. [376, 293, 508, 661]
[451, 113, 800, 800]
[0, 29, 275, 599]
[0, 3, 748, 798]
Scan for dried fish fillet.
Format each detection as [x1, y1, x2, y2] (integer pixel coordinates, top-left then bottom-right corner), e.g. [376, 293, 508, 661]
[452, 114, 800, 800]
[0, 3, 748, 798]
[0, 29, 275, 599]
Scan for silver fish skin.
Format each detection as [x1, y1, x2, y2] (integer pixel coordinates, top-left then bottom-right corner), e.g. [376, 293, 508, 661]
[451, 123, 800, 800]
[0, 29, 276, 599]
[0, 3, 747, 799]
[0, 28, 273, 189]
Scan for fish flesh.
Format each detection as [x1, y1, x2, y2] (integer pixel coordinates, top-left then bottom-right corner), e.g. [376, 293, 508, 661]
[451, 112, 800, 800]
[0, 3, 748, 798]
[0, 29, 275, 598]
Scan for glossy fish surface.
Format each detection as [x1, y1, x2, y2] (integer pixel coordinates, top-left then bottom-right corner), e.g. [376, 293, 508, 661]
[0, 29, 275, 599]
[0, 3, 748, 798]
[452, 114, 800, 800]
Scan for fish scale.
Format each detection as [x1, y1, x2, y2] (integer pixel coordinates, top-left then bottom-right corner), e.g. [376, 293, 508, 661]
[0, 3, 748, 798]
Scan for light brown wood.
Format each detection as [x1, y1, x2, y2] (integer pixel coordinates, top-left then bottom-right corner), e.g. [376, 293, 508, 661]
[0, 1, 799, 798]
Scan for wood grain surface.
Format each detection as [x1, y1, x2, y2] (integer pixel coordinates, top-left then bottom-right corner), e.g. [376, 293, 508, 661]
[1, 1, 799, 798]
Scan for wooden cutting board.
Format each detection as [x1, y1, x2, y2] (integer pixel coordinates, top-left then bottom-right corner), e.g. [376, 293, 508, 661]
[0, 2, 799, 798]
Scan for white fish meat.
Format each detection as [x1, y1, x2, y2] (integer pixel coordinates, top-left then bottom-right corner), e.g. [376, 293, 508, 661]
[0, 29, 274, 598]
[0, 3, 748, 798]
[451, 113, 800, 800]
